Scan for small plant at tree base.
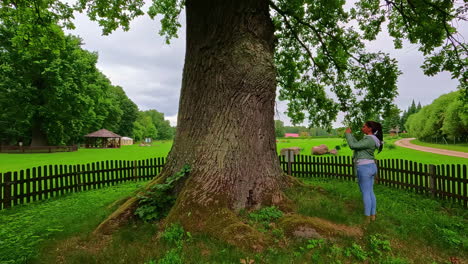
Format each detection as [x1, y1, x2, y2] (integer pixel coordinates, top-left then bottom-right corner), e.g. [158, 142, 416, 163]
[335, 145, 341, 150]
[135, 165, 191, 222]
[157, 248, 183, 264]
[344, 243, 367, 261]
[161, 223, 191, 248]
[248, 206, 283, 229]
[271, 228, 285, 239]
[155, 223, 192, 264]
[248, 206, 283, 223]
[305, 238, 325, 250]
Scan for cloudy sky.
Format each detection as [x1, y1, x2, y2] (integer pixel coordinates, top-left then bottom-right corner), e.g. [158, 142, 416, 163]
[67, 7, 466, 128]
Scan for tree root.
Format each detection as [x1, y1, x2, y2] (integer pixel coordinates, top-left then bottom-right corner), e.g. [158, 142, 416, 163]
[93, 175, 166, 236]
[279, 214, 363, 239]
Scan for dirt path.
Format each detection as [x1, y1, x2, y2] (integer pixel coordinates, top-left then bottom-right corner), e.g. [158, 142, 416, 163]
[394, 138, 468, 159]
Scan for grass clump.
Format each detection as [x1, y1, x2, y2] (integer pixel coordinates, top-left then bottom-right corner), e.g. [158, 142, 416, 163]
[135, 165, 190, 222]
[146, 223, 192, 264]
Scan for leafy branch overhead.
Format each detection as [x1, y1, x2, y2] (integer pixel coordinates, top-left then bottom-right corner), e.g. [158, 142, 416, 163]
[269, 0, 466, 129]
[145, 0, 466, 129]
[1, 0, 466, 130]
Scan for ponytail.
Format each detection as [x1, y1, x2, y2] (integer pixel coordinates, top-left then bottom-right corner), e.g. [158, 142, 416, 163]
[365, 121, 383, 153]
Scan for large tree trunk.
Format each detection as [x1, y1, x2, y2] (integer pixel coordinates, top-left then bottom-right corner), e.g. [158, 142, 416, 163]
[96, 0, 291, 247]
[164, 0, 285, 210]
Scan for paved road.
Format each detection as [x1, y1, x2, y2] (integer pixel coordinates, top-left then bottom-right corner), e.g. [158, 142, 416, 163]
[394, 138, 468, 159]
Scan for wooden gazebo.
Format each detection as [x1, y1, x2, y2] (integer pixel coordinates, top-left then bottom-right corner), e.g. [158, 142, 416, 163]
[84, 129, 122, 148]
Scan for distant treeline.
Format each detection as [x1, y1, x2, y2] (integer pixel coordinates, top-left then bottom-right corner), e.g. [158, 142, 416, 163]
[0, 12, 173, 146]
[405, 91, 467, 141]
[274, 120, 340, 137]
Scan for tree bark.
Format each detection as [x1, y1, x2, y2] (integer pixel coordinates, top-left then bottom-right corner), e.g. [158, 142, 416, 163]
[161, 0, 286, 211]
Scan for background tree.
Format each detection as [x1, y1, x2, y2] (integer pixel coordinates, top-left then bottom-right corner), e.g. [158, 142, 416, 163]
[132, 112, 158, 140]
[110, 86, 139, 137]
[143, 110, 174, 140]
[274, 120, 286, 137]
[0, 3, 142, 145]
[381, 105, 401, 133]
[406, 91, 467, 141]
[132, 110, 174, 141]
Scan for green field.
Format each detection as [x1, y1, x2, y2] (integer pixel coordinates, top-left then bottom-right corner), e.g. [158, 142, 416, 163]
[0, 142, 173, 173]
[0, 137, 466, 173]
[410, 139, 468, 153]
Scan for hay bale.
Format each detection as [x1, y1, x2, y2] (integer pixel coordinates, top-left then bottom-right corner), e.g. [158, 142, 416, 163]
[312, 144, 328, 155]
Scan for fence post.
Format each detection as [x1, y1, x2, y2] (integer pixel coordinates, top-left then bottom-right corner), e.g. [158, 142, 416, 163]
[3, 172, 12, 209]
[287, 150, 292, 175]
[429, 164, 436, 197]
[74, 165, 81, 193]
[133, 160, 138, 181]
[375, 160, 379, 184]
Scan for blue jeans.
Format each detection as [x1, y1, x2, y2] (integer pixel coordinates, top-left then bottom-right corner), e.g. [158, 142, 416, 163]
[356, 163, 377, 216]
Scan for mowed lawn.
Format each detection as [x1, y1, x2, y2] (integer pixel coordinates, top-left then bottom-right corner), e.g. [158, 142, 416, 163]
[1, 137, 467, 173]
[0, 142, 173, 173]
[276, 137, 468, 165]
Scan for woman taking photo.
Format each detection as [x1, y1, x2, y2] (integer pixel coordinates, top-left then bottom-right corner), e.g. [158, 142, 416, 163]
[345, 121, 383, 223]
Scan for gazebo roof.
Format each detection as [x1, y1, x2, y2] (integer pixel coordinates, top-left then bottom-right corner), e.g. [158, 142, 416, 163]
[84, 129, 122, 138]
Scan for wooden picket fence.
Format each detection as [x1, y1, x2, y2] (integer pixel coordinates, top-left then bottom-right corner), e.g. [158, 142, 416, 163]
[1, 155, 467, 210]
[0, 158, 165, 210]
[279, 154, 468, 207]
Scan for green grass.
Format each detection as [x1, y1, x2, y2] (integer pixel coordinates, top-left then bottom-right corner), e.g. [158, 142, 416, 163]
[410, 139, 468, 153]
[297, 178, 467, 252]
[0, 141, 173, 173]
[0, 180, 148, 264]
[20, 177, 466, 264]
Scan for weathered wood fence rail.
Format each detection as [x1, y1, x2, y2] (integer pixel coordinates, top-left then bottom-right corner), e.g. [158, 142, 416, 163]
[0, 145, 78, 153]
[0, 158, 165, 210]
[1, 155, 466, 210]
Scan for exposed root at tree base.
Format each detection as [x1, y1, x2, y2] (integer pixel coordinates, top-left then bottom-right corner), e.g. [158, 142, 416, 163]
[279, 214, 363, 239]
[91, 173, 361, 252]
[93, 175, 166, 236]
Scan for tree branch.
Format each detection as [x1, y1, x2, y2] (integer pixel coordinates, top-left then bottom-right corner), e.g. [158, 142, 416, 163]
[268, 0, 344, 74]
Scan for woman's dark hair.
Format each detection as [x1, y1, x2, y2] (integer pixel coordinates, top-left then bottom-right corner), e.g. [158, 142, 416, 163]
[365, 121, 383, 153]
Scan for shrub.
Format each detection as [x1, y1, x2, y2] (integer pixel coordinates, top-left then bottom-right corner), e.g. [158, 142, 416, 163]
[135, 165, 191, 222]
[385, 143, 396, 150]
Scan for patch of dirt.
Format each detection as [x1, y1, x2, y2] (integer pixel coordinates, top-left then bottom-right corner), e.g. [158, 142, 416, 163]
[280, 214, 363, 240]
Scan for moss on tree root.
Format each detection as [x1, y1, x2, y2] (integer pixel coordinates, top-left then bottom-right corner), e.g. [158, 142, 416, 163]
[93, 175, 167, 235]
[92, 173, 363, 252]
